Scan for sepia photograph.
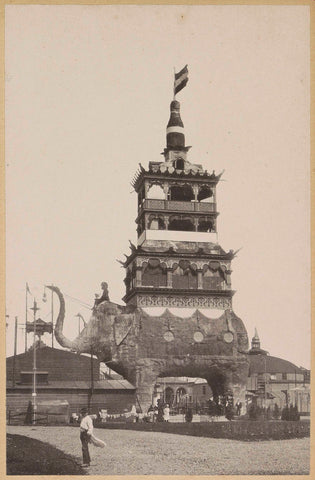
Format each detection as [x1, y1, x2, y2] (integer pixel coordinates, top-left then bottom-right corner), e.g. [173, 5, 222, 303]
[5, 4, 311, 476]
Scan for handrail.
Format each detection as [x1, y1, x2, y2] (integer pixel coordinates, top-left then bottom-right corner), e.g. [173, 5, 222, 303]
[139, 199, 216, 213]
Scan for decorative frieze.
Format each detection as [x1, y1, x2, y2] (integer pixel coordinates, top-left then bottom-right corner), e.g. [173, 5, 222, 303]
[137, 294, 232, 309]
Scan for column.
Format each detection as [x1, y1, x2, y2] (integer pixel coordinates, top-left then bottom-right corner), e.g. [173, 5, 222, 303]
[213, 187, 217, 207]
[163, 183, 169, 200]
[193, 185, 199, 202]
[135, 267, 142, 287]
[144, 180, 150, 198]
[167, 269, 173, 288]
[145, 213, 150, 230]
[197, 269, 203, 289]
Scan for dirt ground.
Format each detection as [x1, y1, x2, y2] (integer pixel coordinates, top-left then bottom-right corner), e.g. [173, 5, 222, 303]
[6, 425, 310, 475]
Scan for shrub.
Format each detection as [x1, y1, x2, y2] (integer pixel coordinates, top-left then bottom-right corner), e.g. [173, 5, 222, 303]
[281, 406, 289, 420]
[185, 408, 193, 423]
[273, 403, 280, 419]
[225, 405, 234, 421]
[289, 404, 300, 421]
[248, 404, 259, 420]
[281, 404, 300, 421]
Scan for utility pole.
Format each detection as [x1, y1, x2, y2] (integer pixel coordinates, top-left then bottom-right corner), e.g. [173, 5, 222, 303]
[88, 345, 94, 411]
[30, 300, 39, 425]
[264, 355, 267, 409]
[25, 284, 30, 352]
[12, 316, 18, 388]
[51, 287, 54, 348]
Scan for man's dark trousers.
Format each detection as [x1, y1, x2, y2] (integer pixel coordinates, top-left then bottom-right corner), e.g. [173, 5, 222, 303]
[80, 431, 91, 464]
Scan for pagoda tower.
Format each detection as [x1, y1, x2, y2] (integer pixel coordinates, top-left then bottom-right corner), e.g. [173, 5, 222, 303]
[120, 68, 249, 408]
[123, 72, 234, 314]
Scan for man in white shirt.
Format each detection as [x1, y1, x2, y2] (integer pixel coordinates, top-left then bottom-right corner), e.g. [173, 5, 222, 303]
[79, 407, 93, 467]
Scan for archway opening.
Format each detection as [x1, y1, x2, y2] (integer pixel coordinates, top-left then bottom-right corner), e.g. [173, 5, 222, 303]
[153, 376, 214, 415]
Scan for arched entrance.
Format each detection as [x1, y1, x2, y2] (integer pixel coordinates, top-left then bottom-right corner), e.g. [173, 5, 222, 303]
[164, 386, 174, 406]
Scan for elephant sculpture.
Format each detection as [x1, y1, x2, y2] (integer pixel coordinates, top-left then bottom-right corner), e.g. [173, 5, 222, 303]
[47, 285, 249, 412]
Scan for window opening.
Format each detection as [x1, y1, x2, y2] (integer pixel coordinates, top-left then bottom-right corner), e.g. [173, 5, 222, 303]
[142, 260, 167, 287]
[198, 186, 213, 202]
[169, 184, 194, 202]
[168, 217, 194, 232]
[174, 158, 185, 170]
[198, 219, 213, 232]
[148, 216, 166, 230]
[147, 183, 164, 199]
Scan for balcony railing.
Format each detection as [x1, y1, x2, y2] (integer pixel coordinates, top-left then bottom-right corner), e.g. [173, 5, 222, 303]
[140, 199, 216, 213]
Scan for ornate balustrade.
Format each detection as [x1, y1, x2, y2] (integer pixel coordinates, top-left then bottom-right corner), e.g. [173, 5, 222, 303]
[140, 199, 216, 213]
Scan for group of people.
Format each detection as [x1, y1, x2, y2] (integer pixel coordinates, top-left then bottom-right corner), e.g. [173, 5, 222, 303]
[207, 395, 242, 418]
[147, 402, 170, 423]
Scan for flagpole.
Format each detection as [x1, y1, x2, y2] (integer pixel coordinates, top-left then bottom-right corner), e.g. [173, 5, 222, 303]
[173, 66, 176, 100]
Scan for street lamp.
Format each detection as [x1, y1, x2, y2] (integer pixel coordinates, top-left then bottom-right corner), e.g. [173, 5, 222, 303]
[26, 302, 53, 424]
[30, 300, 39, 425]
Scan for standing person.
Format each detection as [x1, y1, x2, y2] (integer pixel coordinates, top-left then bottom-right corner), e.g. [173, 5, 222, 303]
[79, 407, 93, 467]
[147, 405, 154, 423]
[164, 404, 170, 422]
[153, 405, 159, 423]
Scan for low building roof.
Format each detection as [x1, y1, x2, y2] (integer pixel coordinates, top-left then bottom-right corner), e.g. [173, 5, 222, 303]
[248, 354, 304, 375]
[7, 379, 135, 390]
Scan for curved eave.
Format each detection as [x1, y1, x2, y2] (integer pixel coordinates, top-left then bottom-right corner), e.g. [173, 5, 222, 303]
[122, 247, 235, 268]
[132, 169, 221, 191]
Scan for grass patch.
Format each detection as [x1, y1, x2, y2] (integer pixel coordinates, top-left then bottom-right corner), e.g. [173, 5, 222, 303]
[7, 434, 86, 475]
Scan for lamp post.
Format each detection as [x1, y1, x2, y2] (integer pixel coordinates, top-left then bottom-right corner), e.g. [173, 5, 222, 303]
[30, 300, 39, 425]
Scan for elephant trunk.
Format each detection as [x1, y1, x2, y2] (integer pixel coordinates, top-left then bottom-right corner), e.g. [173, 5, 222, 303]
[46, 285, 77, 350]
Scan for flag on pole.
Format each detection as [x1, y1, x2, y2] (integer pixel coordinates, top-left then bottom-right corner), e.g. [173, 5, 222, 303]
[26, 283, 31, 294]
[174, 65, 189, 96]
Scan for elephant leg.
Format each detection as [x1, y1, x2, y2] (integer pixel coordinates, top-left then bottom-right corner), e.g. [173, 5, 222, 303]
[135, 360, 164, 414]
[225, 366, 248, 415]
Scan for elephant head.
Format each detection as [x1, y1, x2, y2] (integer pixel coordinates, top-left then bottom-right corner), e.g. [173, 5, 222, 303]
[46, 285, 139, 370]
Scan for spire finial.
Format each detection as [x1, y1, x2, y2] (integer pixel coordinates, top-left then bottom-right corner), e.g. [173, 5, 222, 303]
[252, 328, 261, 350]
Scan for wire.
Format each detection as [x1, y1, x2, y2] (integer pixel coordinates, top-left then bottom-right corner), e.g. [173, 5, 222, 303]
[63, 293, 92, 309]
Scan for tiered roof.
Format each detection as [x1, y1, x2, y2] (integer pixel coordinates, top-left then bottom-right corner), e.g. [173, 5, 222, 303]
[132, 162, 223, 191]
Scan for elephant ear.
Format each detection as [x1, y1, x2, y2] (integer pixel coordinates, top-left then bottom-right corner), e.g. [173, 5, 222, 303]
[113, 314, 133, 346]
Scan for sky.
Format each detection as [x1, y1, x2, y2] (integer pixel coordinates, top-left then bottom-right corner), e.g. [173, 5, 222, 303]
[5, 5, 311, 369]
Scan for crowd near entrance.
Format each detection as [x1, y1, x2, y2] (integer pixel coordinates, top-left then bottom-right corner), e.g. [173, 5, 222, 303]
[150, 376, 239, 420]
